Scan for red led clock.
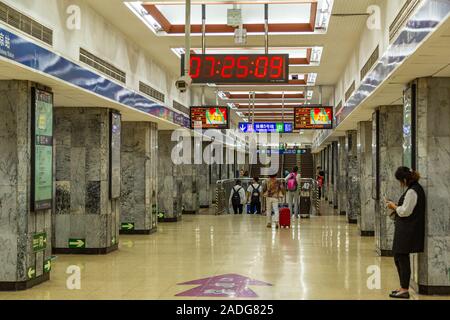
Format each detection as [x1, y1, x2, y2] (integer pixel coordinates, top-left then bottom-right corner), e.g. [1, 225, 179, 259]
[181, 54, 289, 84]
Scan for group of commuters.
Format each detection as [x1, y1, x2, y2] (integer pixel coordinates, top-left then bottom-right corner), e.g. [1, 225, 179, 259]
[230, 165, 426, 299]
[229, 166, 302, 229]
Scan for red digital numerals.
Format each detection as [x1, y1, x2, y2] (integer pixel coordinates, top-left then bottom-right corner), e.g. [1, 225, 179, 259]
[189, 55, 286, 82]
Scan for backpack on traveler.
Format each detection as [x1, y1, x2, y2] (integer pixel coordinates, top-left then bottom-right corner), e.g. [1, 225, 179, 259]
[231, 186, 242, 206]
[287, 172, 298, 191]
[250, 184, 261, 202]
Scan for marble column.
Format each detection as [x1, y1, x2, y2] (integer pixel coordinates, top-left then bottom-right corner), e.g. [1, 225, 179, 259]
[327, 144, 334, 205]
[157, 130, 182, 221]
[374, 106, 403, 256]
[337, 136, 347, 215]
[198, 143, 211, 208]
[413, 77, 450, 294]
[120, 122, 158, 234]
[345, 130, 360, 224]
[332, 141, 339, 209]
[53, 107, 120, 254]
[210, 162, 220, 205]
[180, 138, 199, 215]
[0, 81, 52, 290]
[357, 121, 375, 236]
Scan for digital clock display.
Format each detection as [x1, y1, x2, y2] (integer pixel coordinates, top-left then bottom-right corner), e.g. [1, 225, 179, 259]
[182, 54, 289, 84]
[294, 106, 333, 130]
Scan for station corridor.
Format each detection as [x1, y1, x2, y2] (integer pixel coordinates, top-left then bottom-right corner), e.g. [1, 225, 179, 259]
[0, 205, 444, 300]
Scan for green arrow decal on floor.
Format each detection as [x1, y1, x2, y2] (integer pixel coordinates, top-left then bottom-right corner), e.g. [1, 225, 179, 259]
[68, 239, 85, 249]
[27, 267, 35, 279]
[44, 259, 51, 273]
[121, 222, 134, 231]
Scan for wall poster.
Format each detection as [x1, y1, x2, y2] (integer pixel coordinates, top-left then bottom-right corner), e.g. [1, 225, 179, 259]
[31, 88, 53, 211]
[110, 111, 121, 199]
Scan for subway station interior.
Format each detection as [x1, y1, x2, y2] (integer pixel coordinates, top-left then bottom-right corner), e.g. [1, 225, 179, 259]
[0, 0, 450, 301]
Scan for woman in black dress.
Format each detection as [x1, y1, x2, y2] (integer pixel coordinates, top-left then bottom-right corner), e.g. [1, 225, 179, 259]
[386, 167, 426, 299]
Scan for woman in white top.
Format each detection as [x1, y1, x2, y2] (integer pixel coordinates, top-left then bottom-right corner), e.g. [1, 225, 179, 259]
[385, 167, 425, 299]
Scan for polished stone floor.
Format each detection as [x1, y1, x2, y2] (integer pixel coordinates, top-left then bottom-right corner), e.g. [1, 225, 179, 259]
[1, 205, 449, 300]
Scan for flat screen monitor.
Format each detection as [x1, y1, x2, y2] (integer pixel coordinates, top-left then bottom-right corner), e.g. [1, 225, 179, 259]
[294, 106, 333, 130]
[190, 106, 230, 129]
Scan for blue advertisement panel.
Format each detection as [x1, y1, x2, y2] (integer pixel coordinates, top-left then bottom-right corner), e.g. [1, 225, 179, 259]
[239, 122, 293, 133]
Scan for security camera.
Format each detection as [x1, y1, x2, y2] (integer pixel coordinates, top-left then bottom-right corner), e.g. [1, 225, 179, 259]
[175, 75, 192, 93]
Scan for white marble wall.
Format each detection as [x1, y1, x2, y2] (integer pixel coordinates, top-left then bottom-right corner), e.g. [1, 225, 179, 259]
[120, 122, 158, 232]
[53, 107, 120, 250]
[337, 136, 347, 215]
[375, 106, 403, 255]
[345, 130, 360, 223]
[157, 131, 182, 219]
[0, 81, 52, 284]
[357, 121, 375, 235]
[332, 141, 339, 208]
[415, 77, 450, 293]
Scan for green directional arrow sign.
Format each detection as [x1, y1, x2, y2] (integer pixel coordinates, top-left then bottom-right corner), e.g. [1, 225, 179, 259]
[276, 123, 284, 133]
[44, 259, 52, 273]
[68, 238, 85, 249]
[121, 222, 135, 231]
[158, 212, 165, 219]
[27, 267, 35, 280]
[32, 232, 47, 252]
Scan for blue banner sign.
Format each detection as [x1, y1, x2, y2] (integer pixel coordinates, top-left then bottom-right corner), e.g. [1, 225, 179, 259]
[239, 122, 293, 133]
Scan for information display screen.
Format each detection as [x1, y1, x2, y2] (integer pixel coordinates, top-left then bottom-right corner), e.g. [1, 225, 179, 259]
[32, 88, 53, 211]
[190, 107, 229, 129]
[294, 106, 333, 130]
[238, 122, 293, 133]
[182, 54, 289, 84]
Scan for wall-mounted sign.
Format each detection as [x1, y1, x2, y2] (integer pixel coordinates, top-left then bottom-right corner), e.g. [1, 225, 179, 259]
[32, 232, 47, 252]
[294, 106, 333, 130]
[239, 122, 293, 133]
[68, 238, 86, 249]
[182, 54, 289, 84]
[190, 107, 230, 129]
[110, 111, 121, 199]
[31, 88, 53, 211]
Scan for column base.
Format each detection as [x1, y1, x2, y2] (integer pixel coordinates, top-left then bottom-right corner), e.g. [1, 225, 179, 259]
[199, 205, 210, 208]
[334, 205, 338, 209]
[348, 218, 357, 224]
[360, 230, 375, 237]
[52, 243, 118, 255]
[182, 210, 198, 215]
[0, 273, 50, 291]
[376, 248, 394, 257]
[158, 215, 182, 222]
[119, 228, 157, 235]
[339, 211, 346, 216]
[418, 284, 450, 295]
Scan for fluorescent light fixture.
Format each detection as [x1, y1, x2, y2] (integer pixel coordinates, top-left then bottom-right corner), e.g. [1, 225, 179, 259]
[310, 47, 323, 64]
[125, 2, 163, 34]
[307, 73, 317, 85]
[316, 0, 334, 31]
[307, 90, 314, 100]
[227, 103, 237, 109]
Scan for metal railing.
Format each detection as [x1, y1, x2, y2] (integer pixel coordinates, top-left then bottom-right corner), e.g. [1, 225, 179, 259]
[215, 177, 319, 216]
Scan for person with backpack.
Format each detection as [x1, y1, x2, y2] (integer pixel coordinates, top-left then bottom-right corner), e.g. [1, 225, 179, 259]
[247, 177, 262, 215]
[285, 166, 301, 218]
[229, 180, 246, 214]
[263, 174, 285, 229]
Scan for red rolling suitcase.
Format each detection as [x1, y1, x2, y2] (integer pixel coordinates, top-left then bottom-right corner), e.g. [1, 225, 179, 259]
[279, 206, 291, 228]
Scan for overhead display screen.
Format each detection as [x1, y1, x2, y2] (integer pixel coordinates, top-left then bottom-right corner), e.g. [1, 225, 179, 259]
[294, 106, 333, 130]
[182, 54, 289, 84]
[190, 106, 230, 129]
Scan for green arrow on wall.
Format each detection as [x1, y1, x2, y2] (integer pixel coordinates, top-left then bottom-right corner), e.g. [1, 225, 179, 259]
[27, 267, 35, 279]
[68, 239, 85, 249]
[44, 259, 51, 273]
[121, 222, 134, 231]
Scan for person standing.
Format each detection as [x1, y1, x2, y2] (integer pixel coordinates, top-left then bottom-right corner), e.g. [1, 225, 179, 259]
[316, 166, 325, 199]
[263, 174, 285, 229]
[285, 166, 301, 218]
[247, 177, 262, 215]
[229, 180, 246, 214]
[385, 167, 426, 299]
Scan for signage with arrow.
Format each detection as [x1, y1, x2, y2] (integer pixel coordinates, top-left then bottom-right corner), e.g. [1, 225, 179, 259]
[27, 267, 35, 280]
[68, 238, 85, 249]
[121, 222, 135, 231]
[175, 273, 272, 298]
[43, 259, 51, 273]
[32, 232, 47, 252]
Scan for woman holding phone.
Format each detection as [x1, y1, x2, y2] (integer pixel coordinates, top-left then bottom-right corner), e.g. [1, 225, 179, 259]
[385, 167, 426, 299]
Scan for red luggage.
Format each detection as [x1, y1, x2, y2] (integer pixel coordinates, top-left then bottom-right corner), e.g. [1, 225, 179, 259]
[279, 207, 291, 228]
